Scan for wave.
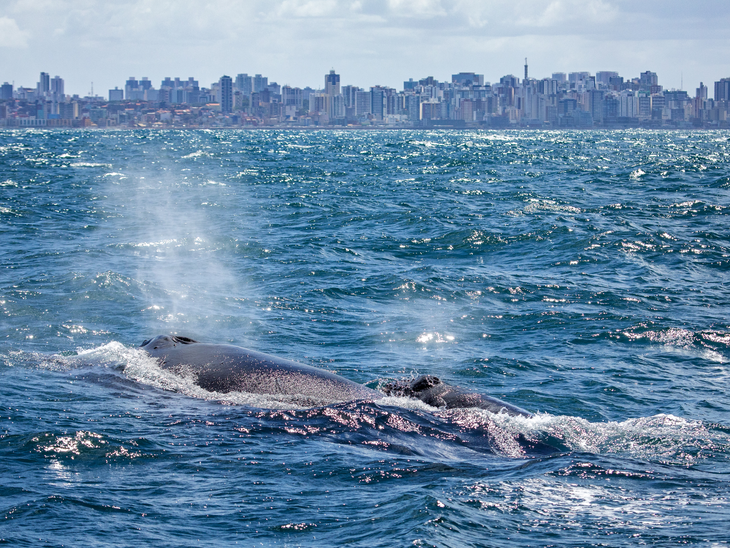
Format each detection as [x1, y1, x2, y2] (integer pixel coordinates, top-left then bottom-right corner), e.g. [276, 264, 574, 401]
[613, 326, 730, 363]
[4, 342, 727, 464]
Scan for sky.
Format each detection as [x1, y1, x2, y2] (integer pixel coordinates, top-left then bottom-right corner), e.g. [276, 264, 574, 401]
[1, 0, 729, 97]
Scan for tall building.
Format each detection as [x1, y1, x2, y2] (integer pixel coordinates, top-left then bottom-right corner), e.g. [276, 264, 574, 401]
[640, 71, 658, 88]
[596, 72, 618, 87]
[219, 75, 233, 113]
[715, 78, 730, 102]
[342, 85, 360, 108]
[109, 87, 124, 101]
[253, 74, 268, 93]
[125, 77, 139, 100]
[282, 86, 303, 108]
[0, 82, 13, 100]
[370, 86, 386, 120]
[38, 72, 50, 96]
[51, 76, 64, 101]
[325, 70, 340, 96]
[236, 74, 252, 96]
[452, 73, 484, 86]
[696, 82, 708, 101]
[588, 89, 605, 123]
[355, 90, 371, 116]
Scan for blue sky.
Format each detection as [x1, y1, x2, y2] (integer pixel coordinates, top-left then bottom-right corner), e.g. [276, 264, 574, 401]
[1, 0, 729, 96]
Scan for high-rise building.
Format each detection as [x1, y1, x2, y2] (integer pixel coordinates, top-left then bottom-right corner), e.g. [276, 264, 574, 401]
[125, 77, 139, 100]
[370, 86, 386, 120]
[568, 72, 591, 89]
[355, 90, 371, 116]
[596, 72, 618, 87]
[325, 70, 340, 96]
[696, 82, 708, 101]
[405, 94, 421, 121]
[59, 102, 76, 120]
[588, 89, 605, 123]
[236, 74, 252, 96]
[309, 92, 328, 115]
[0, 82, 13, 100]
[219, 75, 233, 113]
[51, 76, 64, 101]
[38, 72, 50, 95]
[253, 74, 268, 93]
[342, 85, 360, 108]
[452, 73, 484, 86]
[282, 86, 303, 108]
[329, 94, 345, 119]
[640, 71, 658, 88]
[109, 87, 124, 101]
[715, 78, 730, 102]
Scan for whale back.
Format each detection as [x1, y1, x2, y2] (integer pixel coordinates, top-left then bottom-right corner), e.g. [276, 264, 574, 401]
[382, 375, 533, 418]
[140, 335, 381, 406]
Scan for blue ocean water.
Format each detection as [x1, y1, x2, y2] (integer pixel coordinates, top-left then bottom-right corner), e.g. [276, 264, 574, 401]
[1, 128, 729, 547]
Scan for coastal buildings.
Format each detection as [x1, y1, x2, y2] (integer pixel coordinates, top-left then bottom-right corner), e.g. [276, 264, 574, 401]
[2, 69, 730, 129]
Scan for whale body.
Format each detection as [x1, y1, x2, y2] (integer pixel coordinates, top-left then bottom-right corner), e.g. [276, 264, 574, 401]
[140, 335, 531, 417]
[140, 335, 380, 407]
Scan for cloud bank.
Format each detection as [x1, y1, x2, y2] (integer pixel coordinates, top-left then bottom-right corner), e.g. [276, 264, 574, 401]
[1, 0, 729, 95]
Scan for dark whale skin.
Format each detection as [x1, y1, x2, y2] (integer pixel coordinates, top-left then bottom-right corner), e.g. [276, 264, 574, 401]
[140, 335, 381, 405]
[140, 335, 533, 417]
[382, 375, 533, 418]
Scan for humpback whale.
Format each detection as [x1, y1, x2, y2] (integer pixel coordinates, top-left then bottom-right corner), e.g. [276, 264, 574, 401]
[140, 335, 531, 417]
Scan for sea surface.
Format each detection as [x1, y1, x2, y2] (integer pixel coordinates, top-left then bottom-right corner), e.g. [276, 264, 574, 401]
[1, 128, 729, 547]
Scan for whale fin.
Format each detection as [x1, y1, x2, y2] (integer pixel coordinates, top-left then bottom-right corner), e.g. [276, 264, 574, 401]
[171, 336, 198, 344]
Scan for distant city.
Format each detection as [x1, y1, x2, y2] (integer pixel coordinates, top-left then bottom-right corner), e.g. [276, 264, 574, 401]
[2, 64, 730, 129]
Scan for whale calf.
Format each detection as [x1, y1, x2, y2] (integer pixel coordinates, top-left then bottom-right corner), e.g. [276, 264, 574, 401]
[140, 335, 531, 417]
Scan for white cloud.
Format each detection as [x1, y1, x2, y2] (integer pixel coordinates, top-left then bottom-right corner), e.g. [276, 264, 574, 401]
[0, 16, 29, 47]
[388, 0, 448, 18]
[1, 0, 728, 94]
[277, 0, 339, 17]
[515, 0, 618, 28]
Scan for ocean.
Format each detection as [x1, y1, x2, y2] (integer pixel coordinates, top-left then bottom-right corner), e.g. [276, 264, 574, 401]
[1, 128, 729, 547]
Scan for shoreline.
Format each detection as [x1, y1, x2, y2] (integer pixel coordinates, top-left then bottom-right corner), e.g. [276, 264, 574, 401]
[1, 124, 728, 132]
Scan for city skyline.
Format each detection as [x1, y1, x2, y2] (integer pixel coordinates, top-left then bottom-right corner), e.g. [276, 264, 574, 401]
[4, 66, 730, 130]
[1, 63, 719, 102]
[1, 1, 729, 96]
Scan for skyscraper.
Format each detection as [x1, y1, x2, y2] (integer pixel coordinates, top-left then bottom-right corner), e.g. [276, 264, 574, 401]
[51, 76, 64, 101]
[37, 72, 50, 98]
[452, 73, 484, 86]
[1, 82, 13, 100]
[219, 75, 233, 113]
[715, 78, 730, 102]
[253, 74, 268, 93]
[236, 74, 252, 96]
[325, 70, 340, 96]
[125, 77, 139, 100]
